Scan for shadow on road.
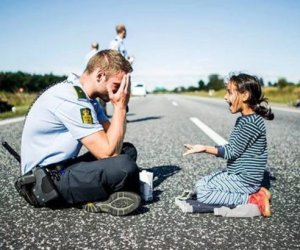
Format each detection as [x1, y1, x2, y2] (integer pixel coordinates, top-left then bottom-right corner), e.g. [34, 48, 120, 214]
[147, 165, 181, 188]
[261, 169, 276, 189]
[127, 116, 162, 123]
[142, 165, 181, 201]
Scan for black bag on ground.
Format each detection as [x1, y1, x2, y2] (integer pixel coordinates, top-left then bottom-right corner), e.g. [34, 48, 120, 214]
[15, 168, 60, 207]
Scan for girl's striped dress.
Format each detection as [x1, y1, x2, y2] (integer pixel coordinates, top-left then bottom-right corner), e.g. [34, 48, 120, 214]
[196, 113, 267, 205]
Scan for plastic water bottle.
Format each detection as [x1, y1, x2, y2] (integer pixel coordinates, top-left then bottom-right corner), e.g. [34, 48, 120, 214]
[139, 170, 153, 202]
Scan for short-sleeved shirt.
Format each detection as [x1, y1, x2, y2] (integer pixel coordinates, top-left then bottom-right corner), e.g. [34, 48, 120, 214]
[109, 36, 128, 59]
[21, 73, 109, 174]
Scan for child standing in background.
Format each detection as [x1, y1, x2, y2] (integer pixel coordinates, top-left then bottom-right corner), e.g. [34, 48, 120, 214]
[183, 73, 274, 217]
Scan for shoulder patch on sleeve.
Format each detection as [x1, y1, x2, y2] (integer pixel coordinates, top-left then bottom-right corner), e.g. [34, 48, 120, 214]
[74, 86, 87, 99]
[80, 108, 93, 124]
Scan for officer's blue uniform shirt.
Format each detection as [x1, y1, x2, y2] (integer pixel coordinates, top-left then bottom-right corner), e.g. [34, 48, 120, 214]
[110, 36, 128, 59]
[21, 73, 109, 174]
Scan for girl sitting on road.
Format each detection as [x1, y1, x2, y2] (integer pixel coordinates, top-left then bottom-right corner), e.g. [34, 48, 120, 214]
[183, 73, 274, 217]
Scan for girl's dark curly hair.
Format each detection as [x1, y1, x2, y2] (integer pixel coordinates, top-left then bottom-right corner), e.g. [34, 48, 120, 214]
[229, 73, 274, 120]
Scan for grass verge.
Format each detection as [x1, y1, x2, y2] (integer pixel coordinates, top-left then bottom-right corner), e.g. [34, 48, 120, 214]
[0, 92, 36, 120]
[182, 86, 300, 106]
[0, 105, 30, 120]
[1, 86, 299, 120]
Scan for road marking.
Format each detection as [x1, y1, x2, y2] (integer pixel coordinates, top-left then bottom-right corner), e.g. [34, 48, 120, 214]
[190, 117, 228, 145]
[172, 101, 178, 106]
[0, 116, 25, 126]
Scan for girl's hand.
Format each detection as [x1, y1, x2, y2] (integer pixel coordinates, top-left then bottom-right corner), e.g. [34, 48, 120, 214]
[183, 144, 206, 156]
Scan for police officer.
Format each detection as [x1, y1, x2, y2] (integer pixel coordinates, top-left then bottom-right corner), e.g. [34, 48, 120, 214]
[110, 24, 134, 64]
[110, 24, 133, 116]
[84, 42, 99, 66]
[21, 50, 141, 216]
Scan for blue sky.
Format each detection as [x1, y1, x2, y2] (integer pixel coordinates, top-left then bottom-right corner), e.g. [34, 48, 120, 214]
[0, 0, 299, 90]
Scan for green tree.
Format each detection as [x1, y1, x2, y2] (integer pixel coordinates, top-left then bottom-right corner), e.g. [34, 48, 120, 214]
[207, 74, 224, 91]
[173, 86, 185, 93]
[198, 80, 205, 90]
[277, 78, 289, 89]
[0, 71, 66, 92]
[187, 85, 198, 92]
[259, 77, 264, 86]
[153, 86, 168, 93]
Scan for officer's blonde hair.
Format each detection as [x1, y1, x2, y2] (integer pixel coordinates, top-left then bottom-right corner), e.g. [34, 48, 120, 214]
[85, 50, 132, 78]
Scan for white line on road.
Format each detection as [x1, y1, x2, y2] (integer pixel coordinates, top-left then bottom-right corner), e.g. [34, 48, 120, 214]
[0, 116, 25, 126]
[172, 101, 178, 106]
[190, 117, 228, 145]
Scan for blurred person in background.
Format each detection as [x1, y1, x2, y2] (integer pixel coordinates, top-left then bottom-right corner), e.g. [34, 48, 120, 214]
[110, 24, 134, 64]
[110, 24, 134, 116]
[85, 42, 108, 116]
[85, 42, 99, 65]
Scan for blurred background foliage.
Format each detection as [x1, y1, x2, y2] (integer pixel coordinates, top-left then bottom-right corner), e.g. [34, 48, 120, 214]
[0, 71, 299, 120]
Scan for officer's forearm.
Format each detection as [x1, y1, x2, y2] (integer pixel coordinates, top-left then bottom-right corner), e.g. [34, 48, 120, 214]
[106, 106, 127, 155]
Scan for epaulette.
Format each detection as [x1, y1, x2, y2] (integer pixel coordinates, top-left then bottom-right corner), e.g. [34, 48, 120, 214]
[73, 86, 87, 100]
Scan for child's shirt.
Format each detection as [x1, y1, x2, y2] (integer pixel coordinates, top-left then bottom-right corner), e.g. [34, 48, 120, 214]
[216, 113, 267, 185]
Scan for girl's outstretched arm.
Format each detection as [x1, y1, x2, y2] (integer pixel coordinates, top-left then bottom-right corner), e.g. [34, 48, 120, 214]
[183, 144, 218, 156]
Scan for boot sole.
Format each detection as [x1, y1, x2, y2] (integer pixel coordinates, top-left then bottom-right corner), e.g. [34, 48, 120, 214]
[83, 192, 141, 216]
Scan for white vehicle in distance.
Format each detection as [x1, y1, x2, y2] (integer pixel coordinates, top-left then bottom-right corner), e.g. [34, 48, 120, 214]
[131, 83, 147, 97]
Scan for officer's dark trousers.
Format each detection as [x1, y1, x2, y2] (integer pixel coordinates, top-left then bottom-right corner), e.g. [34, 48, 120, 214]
[54, 144, 140, 205]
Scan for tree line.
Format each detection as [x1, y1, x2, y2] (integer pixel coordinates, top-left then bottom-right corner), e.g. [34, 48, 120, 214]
[1, 71, 299, 94]
[171, 74, 300, 93]
[0, 71, 67, 93]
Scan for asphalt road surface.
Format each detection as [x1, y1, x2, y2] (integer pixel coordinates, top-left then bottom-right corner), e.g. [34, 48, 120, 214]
[1, 94, 299, 249]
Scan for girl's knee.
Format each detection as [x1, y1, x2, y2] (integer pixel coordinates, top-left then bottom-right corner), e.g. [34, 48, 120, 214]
[195, 177, 208, 190]
[195, 177, 213, 202]
[196, 189, 212, 203]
